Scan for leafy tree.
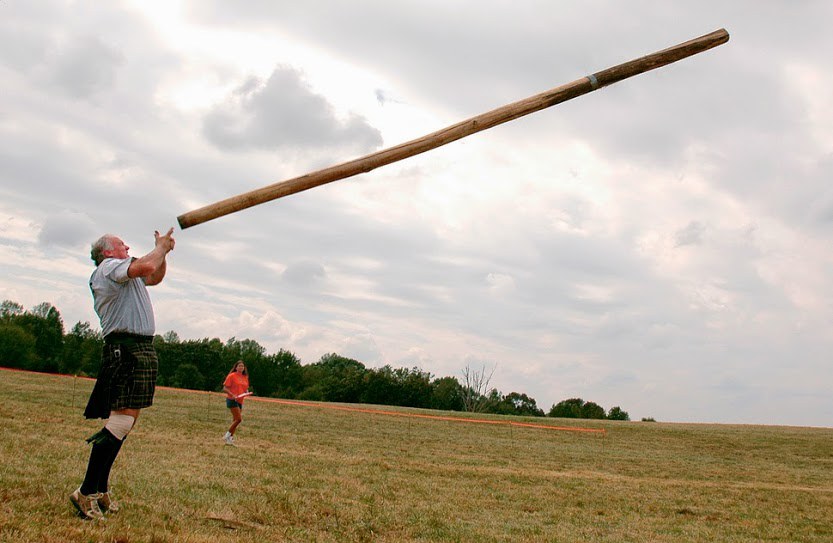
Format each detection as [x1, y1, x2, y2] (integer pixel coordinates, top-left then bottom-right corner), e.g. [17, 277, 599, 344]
[0, 300, 24, 319]
[496, 392, 545, 417]
[248, 348, 302, 398]
[266, 349, 304, 398]
[483, 388, 503, 413]
[581, 401, 606, 420]
[296, 383, 325, 401]
[191, 338, 226, 388]
[607, 406, 630, 421]
[361, 365, 398, 406]
[430, 376, 464, 411]
[171, 363, 205, 390]
[395, 366, 433, 408]
[549, 398, 629, 420]
[306, 353, 367, 403]
[70, 321, 98, 339]
[154, 334, 184, 386]
[549, 398, 585, 418]
[224, 337, 266, 363]
[61, 321, 102, 375]
[156, 337, 224, 389]
[10, 303, 64, 372]
[0, 297, 638, 420]
[0, 323, 36, 369]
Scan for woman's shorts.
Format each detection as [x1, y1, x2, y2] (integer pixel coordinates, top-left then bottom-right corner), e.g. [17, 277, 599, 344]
[226, 399, 243, 409]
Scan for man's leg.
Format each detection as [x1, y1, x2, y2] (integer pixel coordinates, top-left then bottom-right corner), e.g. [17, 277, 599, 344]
[95, 409, 138, 493]
[72, 433, 115, 520]
[75, 409, 138, 515]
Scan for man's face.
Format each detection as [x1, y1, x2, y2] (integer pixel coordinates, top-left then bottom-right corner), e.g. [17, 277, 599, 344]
[105, 237, 130, 259]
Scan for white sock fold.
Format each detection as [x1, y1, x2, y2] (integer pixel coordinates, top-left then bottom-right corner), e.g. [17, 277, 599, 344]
[105, 413, 135, 440]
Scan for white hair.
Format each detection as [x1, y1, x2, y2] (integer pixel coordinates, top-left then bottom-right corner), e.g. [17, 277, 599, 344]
[90, 235, 116, 265]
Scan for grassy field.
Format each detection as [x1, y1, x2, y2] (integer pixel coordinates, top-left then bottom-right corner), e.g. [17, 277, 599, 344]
[1, 368, 831, 543]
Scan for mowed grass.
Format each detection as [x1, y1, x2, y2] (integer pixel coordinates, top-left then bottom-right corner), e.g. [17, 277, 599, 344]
[1, 369, 831, 543]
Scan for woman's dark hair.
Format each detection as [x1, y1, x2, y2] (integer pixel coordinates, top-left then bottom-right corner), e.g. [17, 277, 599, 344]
[229, 360, 247, 375]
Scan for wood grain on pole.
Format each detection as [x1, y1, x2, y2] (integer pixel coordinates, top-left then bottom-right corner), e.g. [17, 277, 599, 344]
[178, 28, 729, 229]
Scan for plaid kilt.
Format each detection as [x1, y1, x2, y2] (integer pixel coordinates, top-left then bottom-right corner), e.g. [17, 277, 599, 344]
[84, 339, 159, 419]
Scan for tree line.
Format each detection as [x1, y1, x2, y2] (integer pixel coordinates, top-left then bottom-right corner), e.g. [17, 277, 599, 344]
[0, 299, 630, 420]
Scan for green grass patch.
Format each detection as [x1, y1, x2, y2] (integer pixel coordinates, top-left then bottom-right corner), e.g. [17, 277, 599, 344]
[1, 369, 831, 542]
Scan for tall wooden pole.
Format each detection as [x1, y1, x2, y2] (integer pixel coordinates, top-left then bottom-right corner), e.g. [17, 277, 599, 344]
[178, 28, 729, 229]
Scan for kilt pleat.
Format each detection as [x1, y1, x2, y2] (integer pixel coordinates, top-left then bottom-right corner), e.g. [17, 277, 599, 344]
[84, 340, 158, 419]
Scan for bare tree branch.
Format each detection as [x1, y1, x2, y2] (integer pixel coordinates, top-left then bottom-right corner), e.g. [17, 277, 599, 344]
[460, 363, 496, 412]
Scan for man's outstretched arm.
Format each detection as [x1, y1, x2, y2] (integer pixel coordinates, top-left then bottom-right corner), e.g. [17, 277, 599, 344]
[128, 228, 175, 285]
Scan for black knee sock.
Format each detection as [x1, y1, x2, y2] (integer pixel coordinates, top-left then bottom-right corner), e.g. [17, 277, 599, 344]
[80, 428, 120, 495]
[97, 436, 125, 493]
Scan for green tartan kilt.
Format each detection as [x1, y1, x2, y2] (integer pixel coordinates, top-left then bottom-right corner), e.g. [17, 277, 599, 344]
[84, 340, 158, 419]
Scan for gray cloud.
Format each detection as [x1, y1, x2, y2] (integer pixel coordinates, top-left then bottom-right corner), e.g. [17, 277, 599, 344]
[282, 260, 327, 288]
[37, 210, 97, 248]
[48, 35, 125, 99]
[203, 67, 382, 153]
[674, 221, 706, 247]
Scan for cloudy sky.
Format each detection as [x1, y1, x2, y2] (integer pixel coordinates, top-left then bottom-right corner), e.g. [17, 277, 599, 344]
[2, 1, 831, 427]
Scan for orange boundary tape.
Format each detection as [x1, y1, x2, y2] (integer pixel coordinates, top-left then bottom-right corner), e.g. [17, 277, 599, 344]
[2, 366, 606, 435]
[254, 397, 606, 435]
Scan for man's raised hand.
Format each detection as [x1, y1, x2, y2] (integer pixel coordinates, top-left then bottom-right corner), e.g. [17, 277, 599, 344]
[154, 227, 176, 253]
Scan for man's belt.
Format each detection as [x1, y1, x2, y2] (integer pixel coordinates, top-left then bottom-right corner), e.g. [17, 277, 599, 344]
[104, 332, 154, 345]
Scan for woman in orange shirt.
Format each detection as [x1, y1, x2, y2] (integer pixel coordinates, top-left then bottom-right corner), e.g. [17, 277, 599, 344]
[222, 360, 250, 445]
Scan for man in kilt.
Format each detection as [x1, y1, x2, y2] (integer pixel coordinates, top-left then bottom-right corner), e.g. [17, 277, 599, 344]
[70, 228, 175, 520]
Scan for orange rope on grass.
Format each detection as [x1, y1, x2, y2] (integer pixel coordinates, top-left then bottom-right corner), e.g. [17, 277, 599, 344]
[255, 396, 607, 435]
[1, 367, 606, 435]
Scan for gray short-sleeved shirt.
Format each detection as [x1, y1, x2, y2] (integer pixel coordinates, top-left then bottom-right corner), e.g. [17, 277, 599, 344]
[89, 257, 155, 336]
